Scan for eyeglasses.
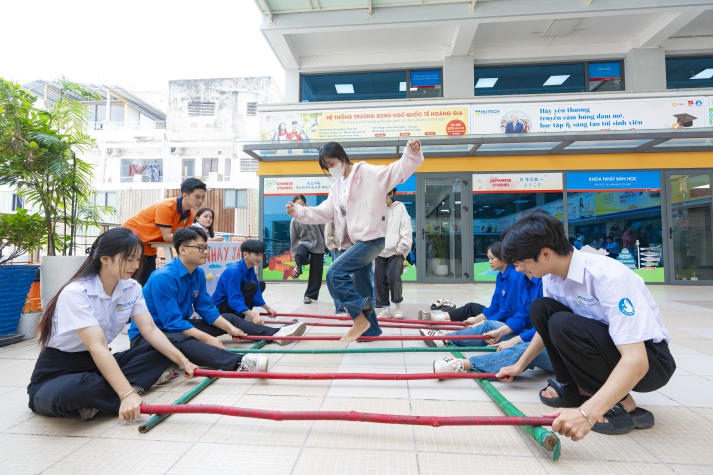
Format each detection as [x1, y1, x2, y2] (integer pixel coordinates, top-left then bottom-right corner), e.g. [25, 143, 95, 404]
[183, 245, 209, 253]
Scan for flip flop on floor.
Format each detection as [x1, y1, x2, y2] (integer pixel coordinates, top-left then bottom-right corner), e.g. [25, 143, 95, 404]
[539, 378, 589, 408]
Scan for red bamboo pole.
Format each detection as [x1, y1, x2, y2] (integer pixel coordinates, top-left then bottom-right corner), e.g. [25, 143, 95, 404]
[268, 320, 469, 330]
[193, 368, 498, 380]
[238, 334, 487, 342]
[141, 404, 554, 427]
[261, 312, 467, 327]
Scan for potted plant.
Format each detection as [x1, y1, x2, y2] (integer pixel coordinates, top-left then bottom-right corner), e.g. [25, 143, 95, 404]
[0, 209, 45, 342]
[1, 78, 106, 312]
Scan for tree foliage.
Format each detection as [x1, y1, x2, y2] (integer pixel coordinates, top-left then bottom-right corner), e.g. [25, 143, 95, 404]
[0, 77, 103, 256]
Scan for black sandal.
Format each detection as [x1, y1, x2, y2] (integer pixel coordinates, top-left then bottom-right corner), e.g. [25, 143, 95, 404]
[539, 378, 588, 408]
[592, 403, 635, 435]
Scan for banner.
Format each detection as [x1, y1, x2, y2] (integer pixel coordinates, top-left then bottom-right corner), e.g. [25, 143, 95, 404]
[199, 242, 243, 295]
[264, 176, 333, 195]
[260, 106, 469, 145]
[473, 172, 563, 192]
[471, 96, 708, 134]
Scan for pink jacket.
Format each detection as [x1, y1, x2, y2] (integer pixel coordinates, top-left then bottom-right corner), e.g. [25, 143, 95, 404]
[292, 145, 424, 243]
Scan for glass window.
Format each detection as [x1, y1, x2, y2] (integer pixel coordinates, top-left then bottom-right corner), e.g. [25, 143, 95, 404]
[472, 173, 564, 282]
[475, 63, 586, 96]
[566, 171, 662, 283]
[181, 159, 194, 179]
[202, 157, 219, 175]
[300, 69, 442, 102]
[666, 56, 713, 89]
[588, 61, 624, 91]
[224, 189, 247, 209]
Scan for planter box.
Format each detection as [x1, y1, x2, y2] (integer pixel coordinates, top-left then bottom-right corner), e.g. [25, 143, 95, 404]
[0, 265, 39, 336]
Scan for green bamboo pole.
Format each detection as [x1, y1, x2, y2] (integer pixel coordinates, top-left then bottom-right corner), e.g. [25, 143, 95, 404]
[227, 346, 496, 354]
[450, 349, 561, 461]
[138, 340, 267, 433]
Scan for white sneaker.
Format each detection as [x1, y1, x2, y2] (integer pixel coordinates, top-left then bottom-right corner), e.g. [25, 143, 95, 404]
[273, 321, 307, 345]
[418, 328, 446, 348]
[156, 364, 180, 385]
[418, 310, 431, 320]
[433, 356, 465, 373]
[391, 303, 404, 319]
[238, 353, 269, 372]
[377, 307, 392, 318]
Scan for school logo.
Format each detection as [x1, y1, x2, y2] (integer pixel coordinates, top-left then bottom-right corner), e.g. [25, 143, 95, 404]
[576, 295, 596, 306]
[116, 305, 123, 311]
[618, 298, 635, 316]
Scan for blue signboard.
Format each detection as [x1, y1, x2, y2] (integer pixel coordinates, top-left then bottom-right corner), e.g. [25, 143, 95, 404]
[567, 171, 660, 191]
[410, 70, 441, 87]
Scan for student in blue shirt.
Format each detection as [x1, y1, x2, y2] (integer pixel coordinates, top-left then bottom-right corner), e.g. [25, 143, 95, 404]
[212, 239, 306, 339]
[419, 242, 521, 324]
[432, 273, 552, 375]
[128, 227, 269, 372]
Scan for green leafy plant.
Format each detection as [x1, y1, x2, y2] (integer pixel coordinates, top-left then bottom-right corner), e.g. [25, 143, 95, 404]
[0, 209, 46, 265]
[0, 77, 104, 255]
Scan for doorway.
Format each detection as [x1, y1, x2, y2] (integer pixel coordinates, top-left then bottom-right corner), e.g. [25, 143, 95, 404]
[663, 171, 713, 284]
[417, 174, 472, 282]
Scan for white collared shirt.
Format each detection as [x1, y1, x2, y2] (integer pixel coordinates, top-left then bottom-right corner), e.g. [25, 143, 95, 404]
[543, 249, 669, 345]
[47, 275, 148, 352]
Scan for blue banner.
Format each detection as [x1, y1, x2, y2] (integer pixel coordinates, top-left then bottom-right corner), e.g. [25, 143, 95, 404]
[567, 171, 660, 191]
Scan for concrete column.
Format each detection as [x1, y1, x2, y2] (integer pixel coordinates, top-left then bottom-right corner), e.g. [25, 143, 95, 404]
[443, 56, 474, 99]
[624, 48, 666, 92]
[283, 68, 300, 103]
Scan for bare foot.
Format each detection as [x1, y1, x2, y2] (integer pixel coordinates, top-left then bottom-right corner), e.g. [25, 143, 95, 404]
[340, 314, 371, 342]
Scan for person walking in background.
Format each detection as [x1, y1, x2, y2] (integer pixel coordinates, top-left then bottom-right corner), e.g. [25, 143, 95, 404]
[289, 194, 326, 304]
[191, 207, 224, 241]
[325, 221, 351, 313]
[286, 139, 424, 341]
[28, 227, 198, 422]
[375, 188, 412, 319]
[123, 177, 206, 285]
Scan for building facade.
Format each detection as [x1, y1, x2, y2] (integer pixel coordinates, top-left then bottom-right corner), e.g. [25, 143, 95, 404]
[249, 0, 713, 285]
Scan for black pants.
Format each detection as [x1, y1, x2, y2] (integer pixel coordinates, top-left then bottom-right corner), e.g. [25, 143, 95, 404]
[447, 302, 486, 322]
[131, 332, 245, 371]
[530, 297, 676, 395]
[28, 344, 170, 417]
[294, 244, 323, 300]
[374, 255, 404, 307]
[137, 255, 157, 286]
[194, 313, 278, 337]
[217, 281, 267, 316]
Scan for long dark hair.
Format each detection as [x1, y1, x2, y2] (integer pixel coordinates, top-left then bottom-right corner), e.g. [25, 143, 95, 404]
[318, 142, 351, 173]
[194, 207, 215, 238]
[37, 227, 144, 349]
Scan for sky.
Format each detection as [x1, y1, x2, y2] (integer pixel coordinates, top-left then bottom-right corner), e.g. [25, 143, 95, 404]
[0, 0, 284, 101]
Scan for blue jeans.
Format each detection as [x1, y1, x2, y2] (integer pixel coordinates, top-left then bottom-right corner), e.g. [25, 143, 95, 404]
[326, 238, 384, 336]
[468, 342, 553, 373]
[330, 249, 347, 312]
[450, 320, 511, 347]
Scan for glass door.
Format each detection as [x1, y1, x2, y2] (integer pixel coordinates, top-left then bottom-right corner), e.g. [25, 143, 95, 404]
[664, 172, 713, 284]
[417, 174, 472, 282]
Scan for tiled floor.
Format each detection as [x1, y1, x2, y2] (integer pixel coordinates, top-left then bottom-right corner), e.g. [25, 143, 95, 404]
[1, 282, 712, 474]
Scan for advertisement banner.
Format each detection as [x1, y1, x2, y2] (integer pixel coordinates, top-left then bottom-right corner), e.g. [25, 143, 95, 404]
[260, 106, 469, 145]
[264, 176, 333, 195]
[472, 172, 563, 192]
[199, 242, 243, 296]
[567, 171, 661, 192]
[471, 97, 708, 134]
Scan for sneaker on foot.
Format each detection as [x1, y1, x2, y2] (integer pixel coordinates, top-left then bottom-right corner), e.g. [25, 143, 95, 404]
[273, 321, 307, 345]
[377, 307, 392, 318]
[419, 328, 446, 348]
[391, 303, 404, 319]
[303, 296, 312, 304]
[238, 353, 269, 372]
[156, 365, 180, 385]
[418, 310, 431, 320]
[433, 356, 465, 373]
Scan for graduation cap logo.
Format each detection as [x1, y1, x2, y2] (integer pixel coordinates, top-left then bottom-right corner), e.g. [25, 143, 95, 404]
[673, 113, 697, 128]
